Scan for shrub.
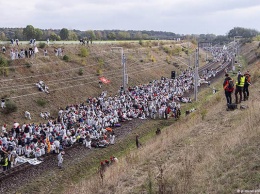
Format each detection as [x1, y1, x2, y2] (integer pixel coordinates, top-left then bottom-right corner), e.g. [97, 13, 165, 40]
[63, 55, 70, 62]
[0, 56, 9, 76]
[39, 42, 46, 49]
[166, 56, 171, 64]
[150, 55, 156, 62]
[36, 98, 48, 107]
[3, 100, 17, 114]
[96, 69, 103, 76]
[24, 62, 31, 68]
[78, 68, 83, 76]
[200, 109, 208, 120]
[80, 48, 89, 57]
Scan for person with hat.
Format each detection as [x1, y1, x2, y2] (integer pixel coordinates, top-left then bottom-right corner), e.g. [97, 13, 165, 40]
[223, 73, 234, 105]
[243, 70, 251, 101]
[57, 151, 65, 169]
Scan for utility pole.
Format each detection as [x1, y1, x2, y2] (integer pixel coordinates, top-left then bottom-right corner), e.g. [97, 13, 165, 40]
[194, 48, 199, 101]
[194, 41, 211, 101]
[112, 47, 127, 91]
[232, 36, 242, 72]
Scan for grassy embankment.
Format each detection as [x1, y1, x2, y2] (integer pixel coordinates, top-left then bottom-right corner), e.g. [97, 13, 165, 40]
[65, 61, 260, 193]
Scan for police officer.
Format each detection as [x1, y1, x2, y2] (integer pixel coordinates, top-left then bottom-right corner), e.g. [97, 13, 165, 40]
[235, 71, 245, 104]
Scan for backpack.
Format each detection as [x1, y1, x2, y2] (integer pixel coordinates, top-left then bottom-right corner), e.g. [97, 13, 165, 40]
[227, 79, 234, 91]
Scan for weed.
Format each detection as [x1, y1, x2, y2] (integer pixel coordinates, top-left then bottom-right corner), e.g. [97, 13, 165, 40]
[96, 69, 103, 76]
[36, 98, 48, 107]
[0, 56, 9, 76]
[3, 100, 17, 114]
[24, 62, 31, 68]
[80, 47, 89, 57]
[63, 55, 70, 62]
[78, 68, 83, 76]
[39, 42, 46, 49]
[200, 109, 207, 120]
[139, 39, 143, 46]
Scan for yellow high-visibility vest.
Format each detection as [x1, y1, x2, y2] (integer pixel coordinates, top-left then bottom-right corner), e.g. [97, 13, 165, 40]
[236, 76, 245, 87]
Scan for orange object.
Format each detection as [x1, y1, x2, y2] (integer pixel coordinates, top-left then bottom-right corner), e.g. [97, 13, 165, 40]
[106, 127, 113, 132]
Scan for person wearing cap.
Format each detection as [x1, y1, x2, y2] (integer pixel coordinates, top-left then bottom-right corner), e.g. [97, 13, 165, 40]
[57, 151, 65, 169]
[223, 73, 233, 105]
[235, 71, 245, 104]
[243, 70, 251, 101]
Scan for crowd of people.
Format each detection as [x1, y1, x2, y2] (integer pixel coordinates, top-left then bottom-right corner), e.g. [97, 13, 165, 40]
[0, 44, 232, 172]
[1, 39, 64, 60]
[0, 70, 196, 172]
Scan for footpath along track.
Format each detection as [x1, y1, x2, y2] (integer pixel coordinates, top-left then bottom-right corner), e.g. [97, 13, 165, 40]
[0, 60, 231, 194]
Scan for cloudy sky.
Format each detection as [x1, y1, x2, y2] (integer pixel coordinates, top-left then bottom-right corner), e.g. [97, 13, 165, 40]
[1, 0, 259, 35]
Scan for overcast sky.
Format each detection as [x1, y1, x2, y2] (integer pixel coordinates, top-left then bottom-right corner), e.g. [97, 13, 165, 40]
[0, 0, 259, 35]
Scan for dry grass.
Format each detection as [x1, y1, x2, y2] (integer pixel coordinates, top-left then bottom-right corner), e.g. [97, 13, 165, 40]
[0, 41, 194, 124]
[65, 61, 260, 194]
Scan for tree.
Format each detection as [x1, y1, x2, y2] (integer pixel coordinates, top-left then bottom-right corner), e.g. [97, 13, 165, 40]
[86, 30, 96, 40]
[35, 28, 43, 40]
[68, 31, 78, 40]
[60, 28, 69, 40]
[228, 27, 259, 38]
[95, 30, 103, 40]
[134, 31, 143, 40]
[49, 32, 61, 41]
[14, 29, 24, 40]
[107, 32, 116, 40]
[23, 25, 35, 40]
[0, 32, 6, 41]
[118, 31, 131, 40]
[142, 33, 150, 40]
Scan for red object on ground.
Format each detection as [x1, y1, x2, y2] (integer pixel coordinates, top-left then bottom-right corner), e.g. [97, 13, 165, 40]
[99, 77, 111, 84]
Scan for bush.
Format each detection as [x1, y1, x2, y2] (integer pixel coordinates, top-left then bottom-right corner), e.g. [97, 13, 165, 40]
[0, 56, 9, 76]
[78, 68, 83, 76]
[150, 55, 156, 62]
[166, 56, 171, 64]
[96, 69, 103, 76]
[3, 100, 17, 114]
[36, 98, 48, 107]
[24, 62, 31, 68]
[63, 55, 70, 62]
[80, 48, 89, 57]
[39, 42, 46, 49]
[200, 109, 208, 120]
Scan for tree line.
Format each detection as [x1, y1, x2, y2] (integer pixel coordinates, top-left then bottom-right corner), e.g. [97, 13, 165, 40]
[0, 25, 181, 41]
[0, 25, 259, 44]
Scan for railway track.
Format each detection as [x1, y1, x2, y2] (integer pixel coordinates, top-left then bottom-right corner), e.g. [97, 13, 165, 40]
[0, 60, 231, 182]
